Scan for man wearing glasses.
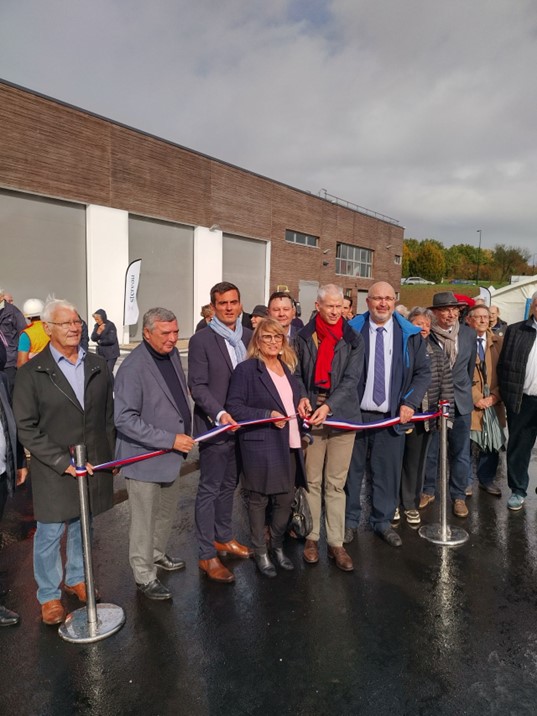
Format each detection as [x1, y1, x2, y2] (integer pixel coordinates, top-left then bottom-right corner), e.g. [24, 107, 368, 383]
[422, 292, 477, 517]
[13, 299, 115, 625]
[345, 282, 430, 547]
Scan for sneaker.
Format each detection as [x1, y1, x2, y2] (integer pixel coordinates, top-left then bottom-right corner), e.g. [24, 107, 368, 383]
[478, 482, 502, 497]
[404, 509, 421, 525]
[419, 493, 435, 509]
[507, 493, 525, 511]
[392, 507, 400, 521]
[453, 499, 469, 518]
[465, 485, 473, 496]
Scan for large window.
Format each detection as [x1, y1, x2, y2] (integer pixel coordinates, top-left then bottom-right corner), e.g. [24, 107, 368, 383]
[336, 243, 372, 278]
[285, 229, 318, 248]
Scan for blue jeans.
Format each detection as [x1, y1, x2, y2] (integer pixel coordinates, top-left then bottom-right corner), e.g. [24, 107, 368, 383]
[33, 519, 85, 604]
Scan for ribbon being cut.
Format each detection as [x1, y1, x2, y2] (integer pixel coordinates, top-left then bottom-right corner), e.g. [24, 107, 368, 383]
[80, 409, 443, 474]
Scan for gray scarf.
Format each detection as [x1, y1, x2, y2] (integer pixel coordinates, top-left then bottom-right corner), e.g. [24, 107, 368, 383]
[209, 316, 247, 364]
[431, 320, 459, 368]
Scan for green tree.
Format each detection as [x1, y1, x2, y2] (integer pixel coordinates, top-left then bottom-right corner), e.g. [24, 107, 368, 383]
[415, 239, 446, 282]
[402, 238, 420, 276]
[492, 244, 531, 281]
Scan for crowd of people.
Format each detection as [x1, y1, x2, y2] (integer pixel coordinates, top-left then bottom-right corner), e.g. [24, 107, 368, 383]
[0, 281, 536, 630]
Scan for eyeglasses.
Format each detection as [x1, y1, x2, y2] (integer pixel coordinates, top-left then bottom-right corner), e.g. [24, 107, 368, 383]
[47, 320, 83, 329]
[259, 334, 284, 343]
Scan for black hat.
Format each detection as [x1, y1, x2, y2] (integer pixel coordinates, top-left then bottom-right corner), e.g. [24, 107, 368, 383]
[428, 291, 467, 310]
[251, 304, 268, 317]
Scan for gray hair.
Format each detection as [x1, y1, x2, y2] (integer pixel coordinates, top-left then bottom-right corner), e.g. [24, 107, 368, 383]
[42, 299, 78, 323]
[408, 306, 434, 323]
[466, 304, 490, 318]
[532, 291, 537, 301]
[143, 307, 177, 331]
[317, 283, 344, 302]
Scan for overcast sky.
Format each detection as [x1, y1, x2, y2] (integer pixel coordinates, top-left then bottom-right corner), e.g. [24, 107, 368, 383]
[1, 0, 536, 257]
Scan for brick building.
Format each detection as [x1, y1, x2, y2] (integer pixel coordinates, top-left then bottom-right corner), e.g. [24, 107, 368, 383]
[0, 79, 403, 339]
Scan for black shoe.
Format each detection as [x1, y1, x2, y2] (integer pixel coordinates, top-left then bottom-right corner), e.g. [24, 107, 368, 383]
[154, 555, 186, 571]
[377, 527, 402, 548]
[254, 552, 277, 578]
[343, 527, 356, 544]
[136, 579, 172, 600]
[271, 547, 294, 571]
[0, 604, 20, 626]
[478, 482, 502, 497]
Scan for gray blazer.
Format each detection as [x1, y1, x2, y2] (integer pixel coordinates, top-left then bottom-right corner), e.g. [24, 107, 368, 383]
[430, 323, 476, 415]
[114, 342, 191, 482]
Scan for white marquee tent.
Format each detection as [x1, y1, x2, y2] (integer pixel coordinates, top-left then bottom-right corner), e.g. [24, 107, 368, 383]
[489, 275, 537, 325]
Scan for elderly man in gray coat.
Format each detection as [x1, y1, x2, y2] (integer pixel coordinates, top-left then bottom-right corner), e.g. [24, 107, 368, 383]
[13, 299, 114, 626]
[114, 307, 195, 601]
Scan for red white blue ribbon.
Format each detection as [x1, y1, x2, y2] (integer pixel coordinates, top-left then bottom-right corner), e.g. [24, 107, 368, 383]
[82, 415, 294, 473]
[302, 409, 441, 432]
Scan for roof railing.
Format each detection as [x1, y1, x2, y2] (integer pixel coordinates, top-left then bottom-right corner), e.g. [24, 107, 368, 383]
[318, 189, 400, 226]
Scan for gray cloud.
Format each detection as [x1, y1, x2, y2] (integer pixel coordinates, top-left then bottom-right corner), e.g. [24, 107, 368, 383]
[1, 0, 537, 254]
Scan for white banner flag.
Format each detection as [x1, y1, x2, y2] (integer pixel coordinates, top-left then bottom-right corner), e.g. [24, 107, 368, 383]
[124, 259, 142, 326]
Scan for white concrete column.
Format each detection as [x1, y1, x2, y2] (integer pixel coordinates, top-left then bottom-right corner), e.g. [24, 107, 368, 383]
[193, 226, 223, 323]
[86, 205, 130, 344]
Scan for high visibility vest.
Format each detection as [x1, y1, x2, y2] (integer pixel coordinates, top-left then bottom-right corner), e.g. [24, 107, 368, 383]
[21, 320, 50, 357]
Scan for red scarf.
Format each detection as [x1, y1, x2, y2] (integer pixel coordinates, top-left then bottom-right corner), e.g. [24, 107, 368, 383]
[314, 314, 343, 389]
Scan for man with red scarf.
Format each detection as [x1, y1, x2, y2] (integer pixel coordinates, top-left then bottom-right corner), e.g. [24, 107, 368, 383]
[295, 284, 364, 571]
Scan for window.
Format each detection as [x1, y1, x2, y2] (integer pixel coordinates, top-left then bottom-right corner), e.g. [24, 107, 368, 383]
[394, 255, 402, 265]
[285, 229, 318, 247]
[335, 243, 372, 278]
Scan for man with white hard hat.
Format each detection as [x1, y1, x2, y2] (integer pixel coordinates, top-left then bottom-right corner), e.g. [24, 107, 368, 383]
[17, 298, 49, 367]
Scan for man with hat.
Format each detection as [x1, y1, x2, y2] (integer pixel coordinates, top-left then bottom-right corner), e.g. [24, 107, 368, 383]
[17, 298, 49, 367]
[421, 291, 477, 517]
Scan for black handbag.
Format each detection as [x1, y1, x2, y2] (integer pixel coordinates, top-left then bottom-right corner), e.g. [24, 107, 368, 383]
[290, 486, 313, 538]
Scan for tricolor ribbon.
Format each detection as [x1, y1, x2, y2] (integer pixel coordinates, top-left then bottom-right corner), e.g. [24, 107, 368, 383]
[84, 415, 295, 473]
[302, 409, 441, 432]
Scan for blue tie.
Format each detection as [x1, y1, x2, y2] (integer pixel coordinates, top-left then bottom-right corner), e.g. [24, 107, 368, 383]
[477, 337, 485, 362]
[373, 327, 386, 406]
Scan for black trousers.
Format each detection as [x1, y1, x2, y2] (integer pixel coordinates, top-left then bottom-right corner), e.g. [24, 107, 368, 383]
[401, 424, 432, 509]
[506, 394, 537, 497]
[0, 472, 7, 521]
[248, 489, 294, 553]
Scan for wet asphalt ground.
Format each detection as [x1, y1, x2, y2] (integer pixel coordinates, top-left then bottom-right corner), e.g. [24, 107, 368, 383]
[1, 443, 537, 716]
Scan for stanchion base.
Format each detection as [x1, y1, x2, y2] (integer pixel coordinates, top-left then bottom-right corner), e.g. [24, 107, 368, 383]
[418, 523, 469, 546]
[58, 603, 125, 644]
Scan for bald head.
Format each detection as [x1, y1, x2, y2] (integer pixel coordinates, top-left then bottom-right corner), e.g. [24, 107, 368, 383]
[366, 282, 396, 325]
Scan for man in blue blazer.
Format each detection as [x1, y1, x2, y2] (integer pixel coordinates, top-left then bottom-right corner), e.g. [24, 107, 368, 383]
[115, 307, 195, 601]
[422, 292, 477, 517]
[345, 282, 430, 547]
[188, 282, 253, 583]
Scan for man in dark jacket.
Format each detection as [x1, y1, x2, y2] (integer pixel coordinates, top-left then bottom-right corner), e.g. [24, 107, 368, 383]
[91, 309, 120, 375]
[13, 299, 115, 625]
[497, 291, 537, 511]
[423, 292, 477, 518]
[295, 283, 364, 571]
[345, 282, 430, 547]
[0, 352, 27, 626]
[0, 287, 27, 396]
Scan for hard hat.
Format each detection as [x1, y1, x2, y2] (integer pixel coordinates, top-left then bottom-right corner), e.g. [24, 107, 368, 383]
[22, 298, 44, 318]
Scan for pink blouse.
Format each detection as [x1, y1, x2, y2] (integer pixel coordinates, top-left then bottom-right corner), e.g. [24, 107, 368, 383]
[267, 368, 301, 448]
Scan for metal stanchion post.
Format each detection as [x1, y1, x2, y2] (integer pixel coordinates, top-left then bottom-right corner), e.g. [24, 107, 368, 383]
[419, 402, 469, 546]
[59, 444, 126, 643]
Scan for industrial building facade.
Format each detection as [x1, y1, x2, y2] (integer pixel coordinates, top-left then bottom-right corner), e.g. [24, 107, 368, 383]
[0, 80, 403, 340]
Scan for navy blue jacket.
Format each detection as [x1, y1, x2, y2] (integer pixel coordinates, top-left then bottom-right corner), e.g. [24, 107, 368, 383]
[226, 358, 306, 494]
[349, 312, 431, 433]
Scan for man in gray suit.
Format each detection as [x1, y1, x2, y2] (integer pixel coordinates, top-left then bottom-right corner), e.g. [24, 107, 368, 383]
[421, 292, 477, 517]
[115, 308, 195, 600]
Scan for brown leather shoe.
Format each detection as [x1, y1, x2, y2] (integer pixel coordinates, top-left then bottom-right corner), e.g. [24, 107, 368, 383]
[199, 557, 235, 583]
[419, 493, 435, 509]
[214, 539, 253, 559]
[327, 545, 354, 572]
[64, 582, 101, 602]
[41, 599, 65, 625]
[453, 499, 469, 518]
[303, 539, 319, 564]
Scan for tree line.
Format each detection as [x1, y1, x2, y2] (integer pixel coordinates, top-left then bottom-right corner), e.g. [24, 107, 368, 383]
[402, 239, 533, 284]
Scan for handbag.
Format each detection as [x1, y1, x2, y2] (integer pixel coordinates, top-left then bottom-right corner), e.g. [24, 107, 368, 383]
[290, 486, 313, 538]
